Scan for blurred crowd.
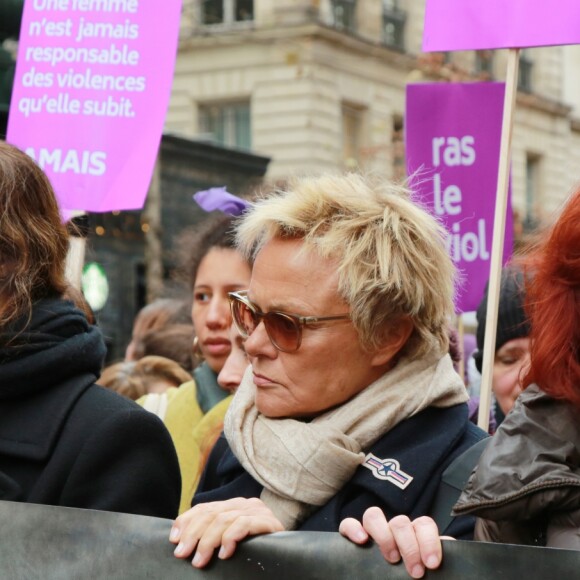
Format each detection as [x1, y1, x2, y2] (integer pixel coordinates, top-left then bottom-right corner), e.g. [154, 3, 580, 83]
[1, 139, 578, 578]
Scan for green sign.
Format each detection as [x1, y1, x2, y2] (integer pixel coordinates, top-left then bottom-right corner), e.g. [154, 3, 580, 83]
[82, 262, 109, 312]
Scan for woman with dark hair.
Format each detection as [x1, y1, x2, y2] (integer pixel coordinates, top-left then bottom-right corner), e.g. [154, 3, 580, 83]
[473, 268, 530, 424]
[0, 141, 181, 518]
[139, 213, 252, 513]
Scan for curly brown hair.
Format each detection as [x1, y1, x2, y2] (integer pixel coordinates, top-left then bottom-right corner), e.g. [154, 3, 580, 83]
[0, 141, 69, 328]
[175, 213, 239, 290]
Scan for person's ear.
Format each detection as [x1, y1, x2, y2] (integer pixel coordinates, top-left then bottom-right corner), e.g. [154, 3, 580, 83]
[370, 316, 414, 368]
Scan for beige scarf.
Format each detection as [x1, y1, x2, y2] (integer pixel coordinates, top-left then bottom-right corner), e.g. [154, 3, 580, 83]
[224, 351, 467, 529]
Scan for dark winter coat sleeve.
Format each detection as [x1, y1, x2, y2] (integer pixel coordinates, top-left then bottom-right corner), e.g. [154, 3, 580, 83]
[1, 384, 181, 520]
[0, 300, 181, 518]
[51, 385, 181, 518]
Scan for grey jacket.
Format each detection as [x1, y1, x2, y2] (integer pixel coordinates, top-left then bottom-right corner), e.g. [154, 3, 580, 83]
[453, 383, 580, 549]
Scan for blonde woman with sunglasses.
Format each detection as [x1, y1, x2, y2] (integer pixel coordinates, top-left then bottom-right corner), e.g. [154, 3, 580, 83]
[169, 173, 487, 573]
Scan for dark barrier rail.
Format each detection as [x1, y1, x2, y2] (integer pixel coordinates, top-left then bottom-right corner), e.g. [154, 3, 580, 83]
[1, 500, 578, 579]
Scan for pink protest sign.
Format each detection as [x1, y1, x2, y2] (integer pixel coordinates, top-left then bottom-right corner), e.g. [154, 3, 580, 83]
[7, 0, 182, 212]
[405, 82, 513, 313]
[423, 0, 580, 52]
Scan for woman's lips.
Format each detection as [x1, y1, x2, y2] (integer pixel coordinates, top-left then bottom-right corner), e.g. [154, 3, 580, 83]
[252, 372, 276, 387]
[203, 339, 231, 356]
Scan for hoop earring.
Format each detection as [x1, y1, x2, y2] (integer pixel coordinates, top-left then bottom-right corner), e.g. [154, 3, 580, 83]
[193, 336, 204, 360]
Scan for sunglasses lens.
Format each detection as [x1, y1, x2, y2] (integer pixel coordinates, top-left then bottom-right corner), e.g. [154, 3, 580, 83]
[230, 294, 302, 352]
[231, 297, 256, 337]
[265, 312, 301, 352]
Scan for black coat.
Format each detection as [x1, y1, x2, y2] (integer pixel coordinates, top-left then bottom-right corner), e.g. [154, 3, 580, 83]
[0, 299, 181, 519]
[195, 403, 486, 538]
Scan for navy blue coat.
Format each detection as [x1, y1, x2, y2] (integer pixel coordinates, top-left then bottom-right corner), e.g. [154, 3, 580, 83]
[195, 403, 486, 538]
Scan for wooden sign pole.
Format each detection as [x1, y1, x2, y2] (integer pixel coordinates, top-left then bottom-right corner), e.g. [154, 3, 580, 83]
[457, 314, 465, 384]
[477, 48, 520, 431]
[64, 210, 88, 290]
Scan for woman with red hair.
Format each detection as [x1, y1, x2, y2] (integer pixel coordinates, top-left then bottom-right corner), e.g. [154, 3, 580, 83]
[452, 188, 580, 547]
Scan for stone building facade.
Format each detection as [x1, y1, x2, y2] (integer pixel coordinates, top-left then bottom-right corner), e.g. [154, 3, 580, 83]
[167, 0, 580, 232]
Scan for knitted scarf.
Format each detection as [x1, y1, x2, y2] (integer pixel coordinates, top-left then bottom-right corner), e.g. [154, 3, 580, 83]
[224, 351, 468, 529]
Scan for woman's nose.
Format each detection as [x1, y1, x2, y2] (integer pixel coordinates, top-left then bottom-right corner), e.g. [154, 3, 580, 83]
[217, 355, 249, 392]
[206, 296, 230, 328]
[244, 320, 277, 359]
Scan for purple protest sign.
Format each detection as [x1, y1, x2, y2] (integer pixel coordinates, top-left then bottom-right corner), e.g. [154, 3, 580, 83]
[405, 82, 513, 313]
[7, 0, 181, 212]
[423, 0, 580, 52]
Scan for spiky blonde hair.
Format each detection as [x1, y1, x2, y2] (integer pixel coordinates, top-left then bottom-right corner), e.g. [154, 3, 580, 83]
[236, 173, 456, 357]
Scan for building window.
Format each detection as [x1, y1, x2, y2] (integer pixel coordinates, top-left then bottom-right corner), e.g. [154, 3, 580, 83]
[199, 102, 251, 150]
[475, 50, 494, 79]
[342, 103, 365, 168]
[382, 0, 406, 51]
[518, 50, 533, 93]
[392, 115, 405, 181]
[201, 0, 254, 26]
[330, 0, 357, 33]
[524, 153, 541, 231]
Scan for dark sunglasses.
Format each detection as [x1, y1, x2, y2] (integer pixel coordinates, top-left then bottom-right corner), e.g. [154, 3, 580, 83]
[228, 290, 350, 353]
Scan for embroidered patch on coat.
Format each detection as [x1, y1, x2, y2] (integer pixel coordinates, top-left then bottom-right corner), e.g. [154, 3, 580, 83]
[362, 454, 413, 489]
